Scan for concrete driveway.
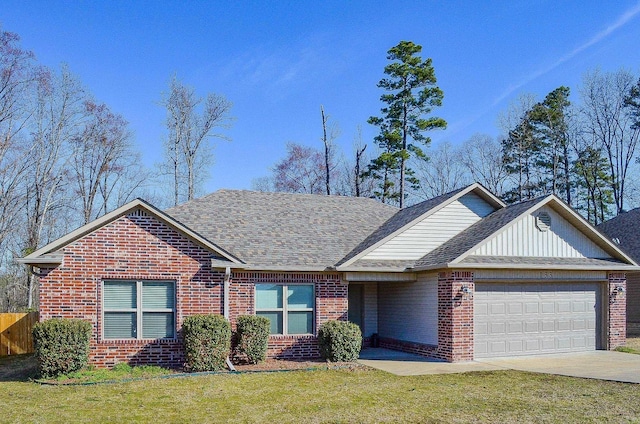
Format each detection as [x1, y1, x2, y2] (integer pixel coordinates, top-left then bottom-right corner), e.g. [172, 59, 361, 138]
[358, 348, 640, 383]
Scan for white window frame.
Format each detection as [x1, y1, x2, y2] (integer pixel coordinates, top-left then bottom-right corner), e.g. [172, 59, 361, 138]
[255, 283, 315, 335]
[102, 280, 176, 340]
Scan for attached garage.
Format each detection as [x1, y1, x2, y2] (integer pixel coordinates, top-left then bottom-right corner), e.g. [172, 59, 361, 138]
[474, 282, 601, 358]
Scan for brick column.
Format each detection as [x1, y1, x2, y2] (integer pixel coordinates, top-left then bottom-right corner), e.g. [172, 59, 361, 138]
[437, 271, 474, 362]
[608, 272, 626, 349]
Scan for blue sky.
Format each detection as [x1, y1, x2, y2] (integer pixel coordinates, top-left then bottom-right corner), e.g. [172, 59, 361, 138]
[2, 1, 640, 192]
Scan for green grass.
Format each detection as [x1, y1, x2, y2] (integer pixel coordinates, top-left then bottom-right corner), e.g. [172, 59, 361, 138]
[615, 345, 640, 354]
[1, 356, 640, 423]
[53, 363, 173, 384]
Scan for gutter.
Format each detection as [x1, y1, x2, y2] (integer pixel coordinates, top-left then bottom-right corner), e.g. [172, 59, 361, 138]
[222, 266, 236, 372]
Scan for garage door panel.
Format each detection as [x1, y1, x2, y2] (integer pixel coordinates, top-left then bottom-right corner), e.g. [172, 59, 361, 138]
[507, 322, 523, 333]
[490, 303, 506, 314]
[541, 320, 555, 332]
[490, 322, 506, 334]
[525, 339, 540, 350]
[541, 302, 555, 313]
[508, 340, 524, 352]
[557, 319, 571, 331]
[508, 303, 523, 314]
[475, 282, 598, 358]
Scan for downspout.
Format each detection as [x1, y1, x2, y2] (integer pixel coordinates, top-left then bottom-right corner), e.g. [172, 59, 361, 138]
[223, 266, 236, 371]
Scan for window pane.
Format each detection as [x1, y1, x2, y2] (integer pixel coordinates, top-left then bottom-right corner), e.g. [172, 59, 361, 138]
[143, 281, 174, 309]
[256, 284, 282, 309]
[104, 312, 136, 338]
[257, 311, 283, 334]
[288, 311, 313, 334]
[142, 312, 174, 339]
[104, 281, 136, 309]
[287, 285, 313, 309]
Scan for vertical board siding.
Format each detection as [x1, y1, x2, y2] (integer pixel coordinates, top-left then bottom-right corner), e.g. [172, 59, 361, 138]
[363, 192, 496, 260]
[473, 205, 610, 258]
[0, 312, 38, 356]
[363, 284, 378, 337]
[627, 272, 640, 323]
[378, 273, 437, 345]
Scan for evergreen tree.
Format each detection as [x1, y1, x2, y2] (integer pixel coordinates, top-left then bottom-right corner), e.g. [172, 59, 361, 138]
[501, 111, 544, 203]
[529, 87, 572, 204]
[367, 41, 446, 207]
[573, 146, 614, 224]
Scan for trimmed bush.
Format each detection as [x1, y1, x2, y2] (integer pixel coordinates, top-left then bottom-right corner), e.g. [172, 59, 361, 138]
[32, 318, 92, 378]
[182, 314, 231, 372]
[318, 320, 362, 362]
[236, 315, 270, 364]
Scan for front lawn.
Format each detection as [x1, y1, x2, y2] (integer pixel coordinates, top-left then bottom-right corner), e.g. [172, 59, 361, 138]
[1, 358, 640, 423]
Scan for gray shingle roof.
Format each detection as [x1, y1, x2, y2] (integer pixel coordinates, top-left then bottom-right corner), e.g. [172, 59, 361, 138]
[341, 259, 416, 271]
[166, 190, 398, 268]
[413, 197, 543, 268]
[460, 256, 630, 268]
[597, 208, 640, 263]
[336, 186, 468, 266]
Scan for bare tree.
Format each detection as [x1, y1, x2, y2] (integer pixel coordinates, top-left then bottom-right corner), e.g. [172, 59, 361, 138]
[416, 141, 470, 198]
[160, 76, 233, 206]
[0, 29, 38, 252]
[459, 133, 509, 196]
[273, 142, 325, 194]
[70, 100, 134, 224]
[250, 176, 274, 192]
[320, 105, 340, 195]
[23, 66, 85, 308]
[580, 68, 640, 214]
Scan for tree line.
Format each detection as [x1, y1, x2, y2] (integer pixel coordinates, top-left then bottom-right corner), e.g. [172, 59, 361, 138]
[0, 28, 231, 311]
[2, 29, 639, 311]
[256, 42, 640, 227]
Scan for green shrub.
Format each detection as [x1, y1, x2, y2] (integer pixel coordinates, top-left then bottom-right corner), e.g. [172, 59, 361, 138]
[236, 315, 270, 364]
[182, 314, 231, 372]
[32, 318, 92, 378]
[317, 320, 362, 362]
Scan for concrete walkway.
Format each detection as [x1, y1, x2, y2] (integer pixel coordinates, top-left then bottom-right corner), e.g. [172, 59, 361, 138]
[358, 348, 640, 383]
[358, 348, 502, 376]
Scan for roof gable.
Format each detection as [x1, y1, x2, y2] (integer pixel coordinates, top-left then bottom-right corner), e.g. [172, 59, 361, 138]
[337, 183, 503, 268]
[19, 199, 241, 265]
[413, 195, 637, 270]
[472, 204, 610, 258]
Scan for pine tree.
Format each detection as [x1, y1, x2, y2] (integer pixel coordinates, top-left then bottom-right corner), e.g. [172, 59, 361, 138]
[367, 41, 446, 207]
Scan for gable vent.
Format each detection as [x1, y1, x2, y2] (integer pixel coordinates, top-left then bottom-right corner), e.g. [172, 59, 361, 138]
[535, 212, 551, 232]
[127, 208, 148, 218]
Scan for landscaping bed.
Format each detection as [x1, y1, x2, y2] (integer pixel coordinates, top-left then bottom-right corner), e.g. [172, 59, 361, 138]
[1, 354, 363, 385]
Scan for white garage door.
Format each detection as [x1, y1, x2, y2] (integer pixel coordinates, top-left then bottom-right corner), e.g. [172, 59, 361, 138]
[474, 282, 599, 358]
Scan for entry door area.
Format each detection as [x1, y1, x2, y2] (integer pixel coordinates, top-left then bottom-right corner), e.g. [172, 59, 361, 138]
[348, 284, 364, 333]
[474, 282, 599, 358]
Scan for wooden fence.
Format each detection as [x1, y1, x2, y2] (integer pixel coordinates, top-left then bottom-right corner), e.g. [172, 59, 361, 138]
[0, 312, 39, 356]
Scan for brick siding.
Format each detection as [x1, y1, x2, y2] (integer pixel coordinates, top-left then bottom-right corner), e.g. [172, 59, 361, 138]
[38, 209, 347, 368]
[608, 272, 627, 348]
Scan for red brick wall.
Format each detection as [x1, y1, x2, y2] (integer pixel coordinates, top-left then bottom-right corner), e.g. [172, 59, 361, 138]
[38, 209, 347, 367]
[435, 271, 474, 362]
[608, 272, 627, 349]
[231, 272, 346, 359]
[39, 209, 224, 368]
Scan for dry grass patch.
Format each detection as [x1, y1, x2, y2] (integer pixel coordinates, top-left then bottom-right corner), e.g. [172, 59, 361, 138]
[624, 336, 640, 352]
